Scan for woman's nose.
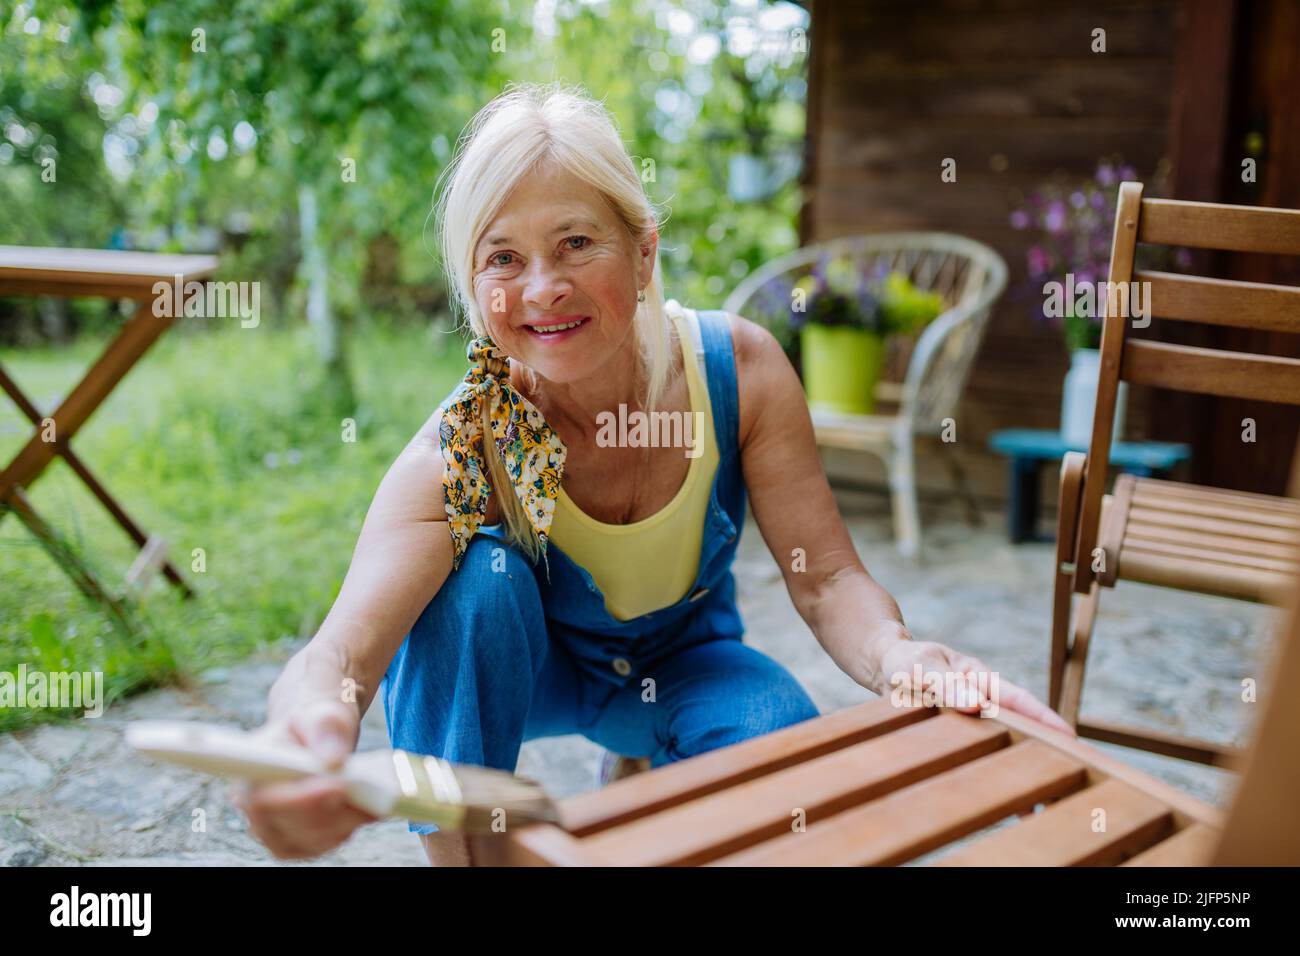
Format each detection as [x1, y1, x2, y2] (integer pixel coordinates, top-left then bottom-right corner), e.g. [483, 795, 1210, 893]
[521, 257, 573, 310]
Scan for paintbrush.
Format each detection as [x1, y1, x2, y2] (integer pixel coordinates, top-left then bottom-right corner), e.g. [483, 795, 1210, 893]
[125, 719, 560, 833]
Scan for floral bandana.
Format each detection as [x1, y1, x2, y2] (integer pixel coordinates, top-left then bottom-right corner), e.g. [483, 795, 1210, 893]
[439, 335, 566, 573]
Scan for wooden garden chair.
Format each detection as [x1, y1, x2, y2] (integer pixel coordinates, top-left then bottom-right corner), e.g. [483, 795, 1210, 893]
[724, 233, 1008, 560]
[466, 529, 1300, 866]
[1049, 184, 1300, 768]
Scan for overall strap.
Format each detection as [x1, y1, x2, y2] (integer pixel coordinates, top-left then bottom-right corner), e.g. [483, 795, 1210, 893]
[694, 308, 740, 467]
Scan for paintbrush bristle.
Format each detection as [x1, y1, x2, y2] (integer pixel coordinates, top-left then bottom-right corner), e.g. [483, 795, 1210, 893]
[382, 750, 561, 832]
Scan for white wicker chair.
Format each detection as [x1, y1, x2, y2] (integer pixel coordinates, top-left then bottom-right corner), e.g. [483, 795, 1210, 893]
[723, 232, 1008, 560]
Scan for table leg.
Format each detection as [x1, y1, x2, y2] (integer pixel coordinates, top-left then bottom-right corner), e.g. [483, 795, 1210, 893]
[0, 300, 173, 498]
[0, 361, 193, 597]
[2, 486, 138, 637]
[1008, 456, 1042, 543]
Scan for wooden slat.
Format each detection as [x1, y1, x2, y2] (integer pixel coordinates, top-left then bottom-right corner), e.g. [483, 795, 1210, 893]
[991, 709, 1226, 829]
[1076, 719, 1242, 769]
[1130, 495, 1300, 532]
[1121, 339, 1300, 405]
[558, 698, 932, 835]
[1117, 548, 1291, 602]
[573, 712, 1008, 867]
[478, 824, 613, 866]
[1138, 474, 1300, 507]
[1122, 537, 1298, 575]
[1137, 270, 1300, 333]
[1128, 489, 1300, 528]
[1214, 580, 1300, 865]
[932, 778, 1173, 866]
[1132, 482, 1300, 521]
[1123, 519, 1300, 562]
[1137, 198, 1300, 255]
[1127, 503, 1300, 544]
[710, 741, 1087, 867]
[1121, 823, 1219, 866]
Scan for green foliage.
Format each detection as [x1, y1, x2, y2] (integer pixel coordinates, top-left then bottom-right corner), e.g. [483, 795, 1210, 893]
[2, 0, 807, 323]
[0, 318, 468, 731]
[878, 272, 946, 336]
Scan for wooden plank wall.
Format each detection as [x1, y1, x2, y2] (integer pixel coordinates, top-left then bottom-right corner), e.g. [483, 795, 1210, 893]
[802, 0, 1185, 507]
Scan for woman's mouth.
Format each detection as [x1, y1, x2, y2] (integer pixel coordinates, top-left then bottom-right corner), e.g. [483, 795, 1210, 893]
[525, 316, 590, 340]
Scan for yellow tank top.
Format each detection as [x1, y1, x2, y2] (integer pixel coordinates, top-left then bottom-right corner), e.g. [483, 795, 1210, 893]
[548, 307, 719, 621]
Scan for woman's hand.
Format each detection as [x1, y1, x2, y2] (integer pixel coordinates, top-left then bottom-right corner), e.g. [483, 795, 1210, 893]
[878, 635, 1076, 737]
[231, 697, 380, 860]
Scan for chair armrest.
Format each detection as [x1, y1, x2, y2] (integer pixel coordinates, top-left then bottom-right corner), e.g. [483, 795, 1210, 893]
[1056, 452, 1087, 573]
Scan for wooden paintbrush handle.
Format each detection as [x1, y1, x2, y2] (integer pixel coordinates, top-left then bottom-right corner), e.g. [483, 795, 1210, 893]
[125, 720, 330, 783]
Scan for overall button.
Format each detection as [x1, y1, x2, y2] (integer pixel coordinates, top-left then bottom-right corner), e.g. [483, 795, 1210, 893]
[688, 586, 711, 602]
[611, 657, 632, 677]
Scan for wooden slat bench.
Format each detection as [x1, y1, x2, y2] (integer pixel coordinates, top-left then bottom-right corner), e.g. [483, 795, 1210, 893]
[463, 520, 1300, 867]
[470, 699, 1224, 867]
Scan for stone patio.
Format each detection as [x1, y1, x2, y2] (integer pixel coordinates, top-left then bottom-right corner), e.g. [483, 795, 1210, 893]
[0, 493, 1278, 866]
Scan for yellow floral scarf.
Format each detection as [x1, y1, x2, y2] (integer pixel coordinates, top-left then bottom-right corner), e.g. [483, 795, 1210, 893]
[439, 335, 567, 571]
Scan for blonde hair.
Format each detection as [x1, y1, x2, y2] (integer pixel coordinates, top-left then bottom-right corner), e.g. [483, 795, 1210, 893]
[433, 82, 676, 563]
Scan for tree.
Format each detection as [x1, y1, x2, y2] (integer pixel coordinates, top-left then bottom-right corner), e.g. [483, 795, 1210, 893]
[24, 0, 516, 410]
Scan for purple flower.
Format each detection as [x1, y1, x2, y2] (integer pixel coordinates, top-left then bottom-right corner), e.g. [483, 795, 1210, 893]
[1069, 191, 1086, 209]
[1009, 209, 1031, 230]
[1096, 163, 1117, 186]
[1119, 165, 1137, 182]
[1044, 201, 1067, 234]
[1027, 245, 1051, 278]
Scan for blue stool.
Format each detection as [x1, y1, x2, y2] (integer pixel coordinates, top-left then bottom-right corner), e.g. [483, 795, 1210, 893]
[988, 428, 1191, 543]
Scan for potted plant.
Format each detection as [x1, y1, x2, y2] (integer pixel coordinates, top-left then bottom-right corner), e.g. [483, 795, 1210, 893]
[1009, 158, 1185, 446]
[753, 257, 945, 415]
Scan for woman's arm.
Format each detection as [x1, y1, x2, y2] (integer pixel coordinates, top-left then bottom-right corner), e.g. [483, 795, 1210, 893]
[730, 314, 1071, 733]
[730, 314, 909, 694]
[267, 409, 457, 726]
[236, 409, 467, 860]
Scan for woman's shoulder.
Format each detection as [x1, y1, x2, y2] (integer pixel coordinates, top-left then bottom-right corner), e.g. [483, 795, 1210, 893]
[709, 308, 794, 451]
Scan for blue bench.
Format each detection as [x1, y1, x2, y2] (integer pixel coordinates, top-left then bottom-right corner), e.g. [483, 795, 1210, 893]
[988, 428, 1191, 543]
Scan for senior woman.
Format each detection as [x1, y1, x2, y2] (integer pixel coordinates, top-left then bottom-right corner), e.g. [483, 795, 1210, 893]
[236, 84, 1071, 866]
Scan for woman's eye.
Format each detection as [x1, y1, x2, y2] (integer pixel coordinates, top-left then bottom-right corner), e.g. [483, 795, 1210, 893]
[564, 235, 591, 251]
[487, 252, 515, 267]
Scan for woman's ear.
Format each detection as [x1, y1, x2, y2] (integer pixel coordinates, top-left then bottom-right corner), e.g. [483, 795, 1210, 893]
[637, 227, 659, 286]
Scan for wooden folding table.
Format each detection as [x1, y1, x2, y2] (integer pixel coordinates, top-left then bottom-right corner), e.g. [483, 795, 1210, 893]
[0, 246, 218, 625]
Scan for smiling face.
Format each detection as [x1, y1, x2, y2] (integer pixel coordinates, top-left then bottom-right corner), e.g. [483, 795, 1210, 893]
[471, 160, 656, 387]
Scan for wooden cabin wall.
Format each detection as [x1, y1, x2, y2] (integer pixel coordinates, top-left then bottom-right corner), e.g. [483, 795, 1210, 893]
[801, 0, 1186, 509]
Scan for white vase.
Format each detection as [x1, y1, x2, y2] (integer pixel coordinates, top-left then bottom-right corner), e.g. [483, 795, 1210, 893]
[1060, 348, 1127, 447]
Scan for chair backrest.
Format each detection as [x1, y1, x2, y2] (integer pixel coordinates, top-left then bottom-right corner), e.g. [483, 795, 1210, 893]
[1071, 184, 1300, 587]
[723, 232, 1008, 434]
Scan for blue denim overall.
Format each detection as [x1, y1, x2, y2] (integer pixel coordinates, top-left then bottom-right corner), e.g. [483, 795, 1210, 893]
[380, 309, 819, 833]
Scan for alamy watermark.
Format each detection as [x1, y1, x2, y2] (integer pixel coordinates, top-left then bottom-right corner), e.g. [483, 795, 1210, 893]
[596, 405, 706, 459]
[152, 273, 260, 328]
[50, 886, 151, 935]
[0, 664, 103, 717]
[1042, 273, 1151, 328]
[889, 664, 1000, 718]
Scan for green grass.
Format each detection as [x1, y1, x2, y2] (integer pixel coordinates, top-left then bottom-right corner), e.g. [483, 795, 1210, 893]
[0, 315, 466, 731]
